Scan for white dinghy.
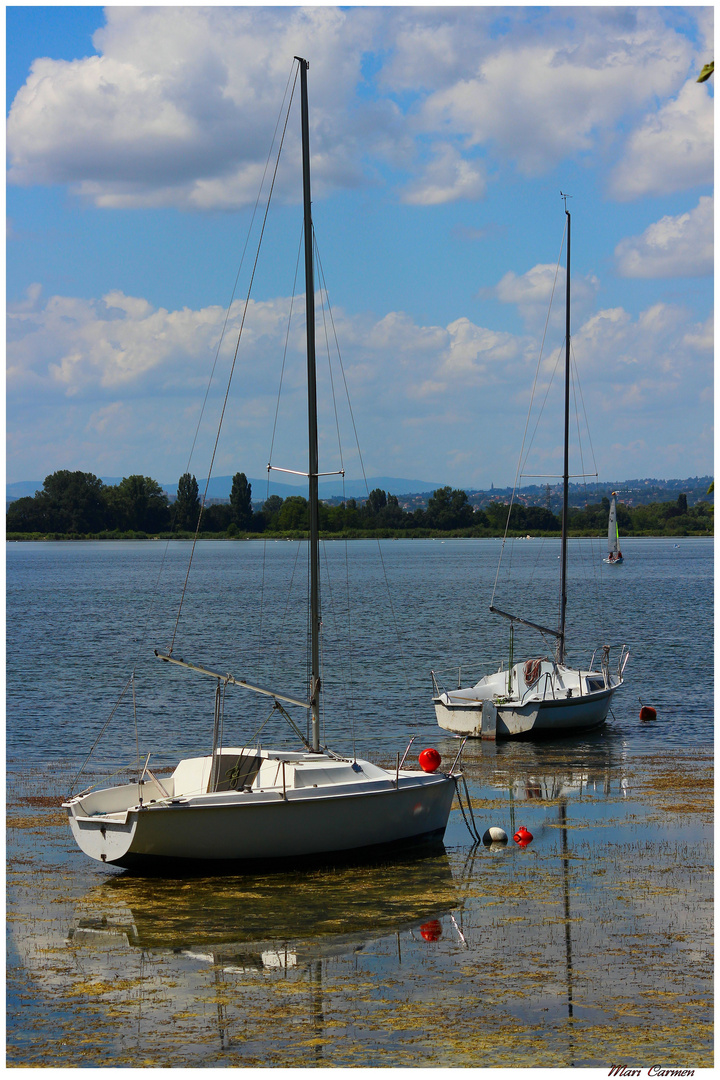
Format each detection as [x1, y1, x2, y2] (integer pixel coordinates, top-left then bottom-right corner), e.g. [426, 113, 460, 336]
[433, 201, 628, 740]
[64, 59, 458, 869]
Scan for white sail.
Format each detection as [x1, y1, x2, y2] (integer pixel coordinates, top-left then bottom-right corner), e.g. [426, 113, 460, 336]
[608, 494, 618, 556]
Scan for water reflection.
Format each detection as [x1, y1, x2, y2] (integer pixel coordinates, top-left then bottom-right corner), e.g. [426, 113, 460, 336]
[455, 727, 626, 802]
[67, 849, 460, 967]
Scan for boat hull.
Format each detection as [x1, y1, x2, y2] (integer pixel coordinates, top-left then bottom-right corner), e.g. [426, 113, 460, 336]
[67, 775, 457, 869]
[435, 685, 616, 739]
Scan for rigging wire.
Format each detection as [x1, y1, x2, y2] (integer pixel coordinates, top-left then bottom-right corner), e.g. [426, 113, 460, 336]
[258, 224, 305, 683]
[68, 672, 135, 794]
[71, 63, 302, 785]
[568, 343, 606, 648]
[313, 242, 413, 700]
[168, 62, 300, 655]
[490, 221, 568, 610]
[314, 231, 358, 759]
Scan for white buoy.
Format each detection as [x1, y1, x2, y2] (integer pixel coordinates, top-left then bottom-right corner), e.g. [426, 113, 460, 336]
[482, 826, 508, 845]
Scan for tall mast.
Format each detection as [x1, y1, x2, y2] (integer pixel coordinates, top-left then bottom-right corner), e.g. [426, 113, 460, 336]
[558, 202, 571, 664]
[296, 56, 321, 752]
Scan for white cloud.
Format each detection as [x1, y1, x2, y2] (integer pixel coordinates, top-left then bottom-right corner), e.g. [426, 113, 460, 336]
[402, 143, 486, 205]
[9, 277, 712, 485]
[610, 80, 714, 200]
[615, 197, 713, 278]
[7, 7, 376, 208]
[493, 263, 599, 330]
[410, 8, 694, 174]
[6, 7, 709, 209]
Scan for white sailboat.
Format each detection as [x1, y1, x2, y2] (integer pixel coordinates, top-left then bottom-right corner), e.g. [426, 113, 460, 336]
[433, 202, 629, 739]
[604, 492, 624, 564]
[64, 58, 458, 869]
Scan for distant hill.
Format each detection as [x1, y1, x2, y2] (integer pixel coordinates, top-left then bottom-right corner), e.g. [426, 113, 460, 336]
[463, 476, 714, 512]
[7, 474, 713, 509]
[6, 475, 445, 505]
[160, 475, 446, 500]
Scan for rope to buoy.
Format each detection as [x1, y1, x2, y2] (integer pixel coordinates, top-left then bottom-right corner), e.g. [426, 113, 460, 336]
[456, 774, 482, 843]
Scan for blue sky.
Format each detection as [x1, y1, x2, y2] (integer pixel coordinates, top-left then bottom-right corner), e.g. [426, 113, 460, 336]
[6, 5, 714, 490]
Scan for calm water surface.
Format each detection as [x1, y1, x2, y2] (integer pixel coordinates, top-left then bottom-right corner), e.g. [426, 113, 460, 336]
[6, 537, 713, 1067]
[7, 536, 712, 765]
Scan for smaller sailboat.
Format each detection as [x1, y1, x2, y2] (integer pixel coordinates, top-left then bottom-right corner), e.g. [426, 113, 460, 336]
[604, 492, 623, 564]
[433, 202, 628, 740]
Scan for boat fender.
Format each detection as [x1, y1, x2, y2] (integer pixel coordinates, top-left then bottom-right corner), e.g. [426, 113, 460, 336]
[523, 659, 542, 685]
[482, 826, 507, 845]
[419, 748, 442, 772]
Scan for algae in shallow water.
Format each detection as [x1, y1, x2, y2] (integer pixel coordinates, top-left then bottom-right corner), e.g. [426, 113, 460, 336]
[6, 751, 713, 1068]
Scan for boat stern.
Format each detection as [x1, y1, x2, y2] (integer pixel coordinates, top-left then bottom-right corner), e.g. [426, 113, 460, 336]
[65, 802, 139, 866]
[433, 693, 497, 739]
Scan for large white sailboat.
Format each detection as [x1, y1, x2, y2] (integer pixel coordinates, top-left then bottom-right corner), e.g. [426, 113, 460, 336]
[433, 204, 629, 740]
[604, 492, 624, 564]
[64, 58, 459, 869]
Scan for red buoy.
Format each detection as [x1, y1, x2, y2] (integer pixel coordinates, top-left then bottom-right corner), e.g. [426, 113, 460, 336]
[639, 705, 657, 722]
[514, 826, 533, 845]
[419, 748, 442, 773]
[420, 919, 443, 941]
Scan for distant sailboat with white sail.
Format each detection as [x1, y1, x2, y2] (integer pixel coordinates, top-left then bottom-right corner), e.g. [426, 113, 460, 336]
[604, 492, 623, 564]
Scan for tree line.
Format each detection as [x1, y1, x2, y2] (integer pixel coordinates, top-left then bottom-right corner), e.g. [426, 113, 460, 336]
[6, 470, 713, 538]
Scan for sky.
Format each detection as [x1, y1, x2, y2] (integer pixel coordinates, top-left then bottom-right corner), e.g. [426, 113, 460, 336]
[6, 4, 714, 491]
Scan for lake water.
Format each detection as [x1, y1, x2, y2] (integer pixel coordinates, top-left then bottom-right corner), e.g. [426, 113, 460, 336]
[7, 536, 713, 767]
[6, 537, 713, 1067]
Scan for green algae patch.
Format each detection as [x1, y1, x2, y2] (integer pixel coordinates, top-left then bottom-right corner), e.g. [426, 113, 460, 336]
[7, 751, 713, 1068]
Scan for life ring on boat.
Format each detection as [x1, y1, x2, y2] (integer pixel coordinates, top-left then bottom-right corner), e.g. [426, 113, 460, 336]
[523, 659, 543, 686]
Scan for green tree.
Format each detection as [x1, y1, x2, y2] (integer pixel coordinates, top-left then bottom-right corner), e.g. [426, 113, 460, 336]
[485, 501, 511, 531]
[258, 494, 283, 531]
[174, 473, 200, 531]
[203, 503, 232, 533]
[521, 505, 559, 531]
[6, 495, 50, 533]
[426, 487, 474, 529]
[277, 495, 308, 531]
[230, 472, 253, 530]
[377, 493, 406, 529]
[40, 470, 106, 533]
[366, 488, 387, 515]
[106, 475, 169, 532]
[677, 492, 688, 514]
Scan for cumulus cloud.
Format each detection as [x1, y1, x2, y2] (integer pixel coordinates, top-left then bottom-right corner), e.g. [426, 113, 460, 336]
[615, 197, 713, 278]
[402, 143, 486, 205]
[8, 276, 712, 488]
[409, 7, 694, 174]
[7, 7, 376, 208]
[6, 7, 709, 209]
[493, 263, 599, 330]
[610, 80, 714, 200]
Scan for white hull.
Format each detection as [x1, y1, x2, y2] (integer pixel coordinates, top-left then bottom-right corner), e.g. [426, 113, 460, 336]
[435, 688, 613, 738]
[433, 655, 626, 739]
[65, 750, 457, 868]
